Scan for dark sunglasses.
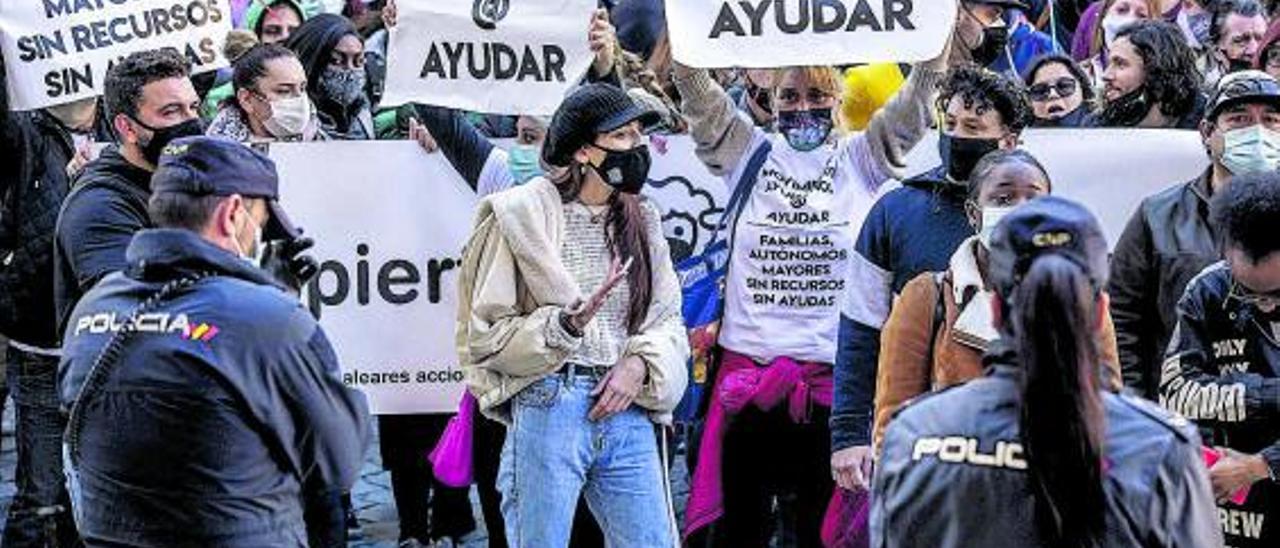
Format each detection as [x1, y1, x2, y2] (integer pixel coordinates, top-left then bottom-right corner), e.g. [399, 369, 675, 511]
[1028, 78, 1079, 101]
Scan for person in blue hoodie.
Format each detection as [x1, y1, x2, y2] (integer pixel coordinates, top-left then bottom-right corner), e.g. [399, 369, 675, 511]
[830, 65, 1032, 491]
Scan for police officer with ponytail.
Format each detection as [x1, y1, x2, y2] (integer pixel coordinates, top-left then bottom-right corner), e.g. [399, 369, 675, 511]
[871, 197, 1222, 547]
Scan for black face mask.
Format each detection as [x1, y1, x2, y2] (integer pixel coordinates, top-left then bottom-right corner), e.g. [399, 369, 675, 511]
[1224, 55, 1254, 74]
[132, 117, 204, 166]
[939, 134, 1001, 183]
[1035, 105, 1093, 128]
[1099, 87, 1150, 127]
[972, 25, 1009, 66]
[590, 144, 651, 195]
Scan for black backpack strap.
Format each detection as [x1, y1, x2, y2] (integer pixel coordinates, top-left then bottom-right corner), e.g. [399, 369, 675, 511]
[706, 141, 774, 252]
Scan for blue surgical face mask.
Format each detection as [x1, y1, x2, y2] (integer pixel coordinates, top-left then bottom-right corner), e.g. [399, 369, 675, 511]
[508, 144, 544, 185]
[777, 108, 834, 152]
[1222, 125, 1280, 175]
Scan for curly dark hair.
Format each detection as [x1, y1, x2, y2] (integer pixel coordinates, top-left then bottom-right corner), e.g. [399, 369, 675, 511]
[1209, 0, 1266, 47]
[1114, 20, 1202, 119]
[1023, 54, 1096, 103]
[1212, 171, 1280, 262]
[937, 64, 1033, 134]
[103, 48, 191, 122]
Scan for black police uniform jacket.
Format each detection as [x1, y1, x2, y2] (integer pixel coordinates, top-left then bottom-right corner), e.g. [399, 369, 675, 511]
[58, 229, 371, 547]
[1161, 262, 1280, 547]
[872, 349, 1222, 547]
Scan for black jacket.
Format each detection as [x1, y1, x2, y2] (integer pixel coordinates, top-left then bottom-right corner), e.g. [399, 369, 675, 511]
[1109, 172, 1219, 399]
[0, 107, 110, 348]
[1160, 262, 1280, 547]
[53, 145, 154, 337]
[59, 229, 370, 546]
[872, 359, 1222, 548]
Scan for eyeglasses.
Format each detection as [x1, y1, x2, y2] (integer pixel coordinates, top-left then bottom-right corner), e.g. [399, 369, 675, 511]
[1028, 78, 1079, 102]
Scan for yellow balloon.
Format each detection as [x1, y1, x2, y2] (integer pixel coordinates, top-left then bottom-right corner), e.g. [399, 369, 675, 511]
[841, 63, 906, 131]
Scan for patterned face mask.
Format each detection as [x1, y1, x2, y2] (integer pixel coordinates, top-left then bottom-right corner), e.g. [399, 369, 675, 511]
[776, 108, 834, 152]
[318, 65, 367, 107]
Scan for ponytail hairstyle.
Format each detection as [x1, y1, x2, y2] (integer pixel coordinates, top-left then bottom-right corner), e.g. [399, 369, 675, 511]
[226, 43, 298, 113]
[1008, 254, 1107, 548]
[989, 197, 1112, 548]
[552, 163, 654, 335]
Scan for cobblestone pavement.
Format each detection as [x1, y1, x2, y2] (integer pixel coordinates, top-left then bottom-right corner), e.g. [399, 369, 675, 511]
[0, 405, 690, 548]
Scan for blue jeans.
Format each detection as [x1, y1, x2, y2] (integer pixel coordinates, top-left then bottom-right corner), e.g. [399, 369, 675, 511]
[498, 372, 676, 548]
[3, 345, 79, 547]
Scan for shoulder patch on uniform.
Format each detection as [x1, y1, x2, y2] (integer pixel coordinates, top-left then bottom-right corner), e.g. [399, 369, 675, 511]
[1114, 392, 1194, 441]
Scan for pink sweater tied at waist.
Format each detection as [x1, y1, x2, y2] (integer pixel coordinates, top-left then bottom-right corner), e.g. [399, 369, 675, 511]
[683, 349, 833, 538]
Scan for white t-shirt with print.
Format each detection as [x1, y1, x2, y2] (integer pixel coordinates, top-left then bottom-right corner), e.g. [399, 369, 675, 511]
[718, 129, 892, 364]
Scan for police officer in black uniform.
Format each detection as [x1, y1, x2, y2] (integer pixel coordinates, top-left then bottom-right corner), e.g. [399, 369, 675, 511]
[1161, 171, 1280, 547]
[871, 196, 1222, 547]
[58, 137, 370, 547]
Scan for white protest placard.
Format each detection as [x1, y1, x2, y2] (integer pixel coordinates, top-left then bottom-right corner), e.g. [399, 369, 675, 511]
[263, 131, 1203, 414]
[902, 128, 1209, 246]
[381, 0, 596, 116]
[273, 141, 477, 415]
[665, 0, 959, 68]
[0, 0, 231, 111]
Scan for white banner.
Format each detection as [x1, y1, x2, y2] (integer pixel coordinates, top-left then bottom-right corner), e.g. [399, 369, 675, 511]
[902, 128, 1209, 247]
[0, 0, 231, 111]
[381, 0, 596, 115]
[264, 130, 1203, 413]
[665, 0, 959, 68]
[274, 142, 477, 415]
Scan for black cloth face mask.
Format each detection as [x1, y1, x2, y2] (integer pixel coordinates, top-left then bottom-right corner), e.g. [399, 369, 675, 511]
[132, 117, 204, 165]
[1100, 87, 1151, 127]
[939, 133, 1001, 183]
[971, 24, 1009, 66]
[590, 143, 652, 195]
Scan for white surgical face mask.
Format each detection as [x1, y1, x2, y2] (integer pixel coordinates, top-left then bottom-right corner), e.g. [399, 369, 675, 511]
[1222, 125, 1280, 175]
[232, 205, 265, 266]
[263, 95, 313, 138]
[1102, 15, 1138, 49]
[979, 205, 1018, 249]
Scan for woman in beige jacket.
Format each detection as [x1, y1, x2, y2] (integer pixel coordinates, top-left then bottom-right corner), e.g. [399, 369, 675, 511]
[455, 83, 689, 547]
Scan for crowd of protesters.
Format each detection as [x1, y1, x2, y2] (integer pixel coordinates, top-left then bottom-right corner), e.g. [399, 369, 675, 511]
[3, 0, 1280, 547]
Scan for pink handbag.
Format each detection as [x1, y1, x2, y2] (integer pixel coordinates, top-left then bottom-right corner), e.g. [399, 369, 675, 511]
[428, 392, 477, 487]
[821, 488, 871, 548]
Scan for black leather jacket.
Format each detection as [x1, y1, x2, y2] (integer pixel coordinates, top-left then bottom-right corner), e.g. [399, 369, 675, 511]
[1109, 172, 1220, 399]
[872, 359, 1222, 548]
[1160, 262, 1280, 547]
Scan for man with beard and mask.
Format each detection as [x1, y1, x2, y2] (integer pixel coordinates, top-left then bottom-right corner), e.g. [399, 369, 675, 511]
[0, 54, 111, 548]
[58, 136, 370, 547]
[1099, 19, 1207, 128]
[1204, 0, 1270, 87]
[54, 49, 205, 336]
[831, 65, 1031, 493]
[1160, 172, 1280, 547]
[1111, 70, 1280, 400]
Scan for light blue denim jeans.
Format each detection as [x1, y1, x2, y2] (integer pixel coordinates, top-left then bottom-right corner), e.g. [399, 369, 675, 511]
[498, 372, 677, 548]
